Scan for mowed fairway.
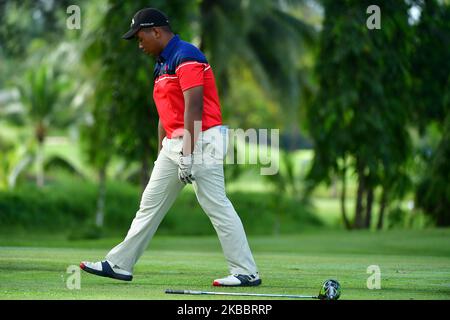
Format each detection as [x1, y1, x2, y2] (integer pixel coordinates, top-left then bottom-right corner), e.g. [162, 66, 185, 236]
[0, 229, 450, 300]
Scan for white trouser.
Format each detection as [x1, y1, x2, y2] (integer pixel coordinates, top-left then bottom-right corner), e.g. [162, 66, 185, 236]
[106, 125, 258, 275]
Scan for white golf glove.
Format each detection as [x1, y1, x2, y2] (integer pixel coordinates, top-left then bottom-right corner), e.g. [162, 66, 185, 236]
[178, 153, 195, 184]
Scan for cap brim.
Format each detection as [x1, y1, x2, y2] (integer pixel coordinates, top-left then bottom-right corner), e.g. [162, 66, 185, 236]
[122, 27, 139, 40]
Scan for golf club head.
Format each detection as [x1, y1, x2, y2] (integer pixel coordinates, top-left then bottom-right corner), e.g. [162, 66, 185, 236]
[318, 279, 341, 300]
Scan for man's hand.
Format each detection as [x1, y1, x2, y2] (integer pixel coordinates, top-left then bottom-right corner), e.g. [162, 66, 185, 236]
[178, 153, 195, 184]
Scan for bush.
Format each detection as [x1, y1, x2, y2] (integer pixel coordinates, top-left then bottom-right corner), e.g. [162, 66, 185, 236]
[0, 179, 94, 230]
[0, 175, 322, 235]
[160, 188, 322, 235]
[416, 115, 450, 226]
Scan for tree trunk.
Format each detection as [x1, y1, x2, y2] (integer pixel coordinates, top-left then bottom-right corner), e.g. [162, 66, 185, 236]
[36, 141, 45, 188]
[35, 122, 46, 188]
[95, 166, 106, 228]
[377, 187, 388, 230]
[364, 186, 374, 229]
[331, 175, 338, 198]
[354, 170, 366, 229]
[340, 166, 351, 230]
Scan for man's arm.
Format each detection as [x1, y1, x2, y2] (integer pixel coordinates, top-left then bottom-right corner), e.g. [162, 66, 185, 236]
[158, 119, 166, 155]
[182, 86, 204, 155]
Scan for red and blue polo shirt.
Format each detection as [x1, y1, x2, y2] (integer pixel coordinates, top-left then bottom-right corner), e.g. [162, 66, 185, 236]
[153, 35, 222, 138]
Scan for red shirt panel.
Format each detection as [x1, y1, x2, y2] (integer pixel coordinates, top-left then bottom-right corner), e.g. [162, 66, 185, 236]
[153, 61, 222, 138]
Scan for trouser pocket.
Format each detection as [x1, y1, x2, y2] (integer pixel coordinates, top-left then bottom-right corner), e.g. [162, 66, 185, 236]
[202, 125, 228, 162]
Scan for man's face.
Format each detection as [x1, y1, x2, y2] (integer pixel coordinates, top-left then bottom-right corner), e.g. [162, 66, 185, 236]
[136, 28, 160, 56]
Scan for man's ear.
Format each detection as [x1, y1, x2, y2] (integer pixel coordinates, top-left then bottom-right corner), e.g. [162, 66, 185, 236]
[152, 27, 163, 39]
[142, 28, 157, 39]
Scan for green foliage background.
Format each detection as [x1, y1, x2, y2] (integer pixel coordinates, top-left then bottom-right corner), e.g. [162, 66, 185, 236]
[0, 0, 449, 233]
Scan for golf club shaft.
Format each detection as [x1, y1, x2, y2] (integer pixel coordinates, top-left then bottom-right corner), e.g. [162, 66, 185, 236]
[166, 289, 318, 299]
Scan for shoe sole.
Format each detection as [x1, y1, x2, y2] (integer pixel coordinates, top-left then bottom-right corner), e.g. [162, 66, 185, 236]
[80, 263, 133, 281]
[213, 279, 262, 287]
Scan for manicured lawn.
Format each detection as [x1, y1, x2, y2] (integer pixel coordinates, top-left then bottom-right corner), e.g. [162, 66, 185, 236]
[0, 229, 449, 299]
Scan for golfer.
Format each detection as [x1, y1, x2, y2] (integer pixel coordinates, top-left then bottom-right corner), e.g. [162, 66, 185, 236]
[80, 8, 261, 287]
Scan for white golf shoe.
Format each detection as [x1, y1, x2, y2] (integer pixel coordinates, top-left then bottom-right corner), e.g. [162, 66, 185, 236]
[213, 273, 261, 287]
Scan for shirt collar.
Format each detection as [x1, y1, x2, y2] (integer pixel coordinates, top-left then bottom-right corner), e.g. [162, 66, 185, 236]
[158, 35, 180, 63]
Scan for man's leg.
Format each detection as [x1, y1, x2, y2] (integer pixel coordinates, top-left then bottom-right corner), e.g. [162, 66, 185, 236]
[105, 150, 184, 273]
[192, 162, 258, 276]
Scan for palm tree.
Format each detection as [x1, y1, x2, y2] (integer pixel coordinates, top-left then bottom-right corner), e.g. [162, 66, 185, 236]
[199, 0, 318, 199]
[17, 63, 69, 187]
[199, 0, 317, 128]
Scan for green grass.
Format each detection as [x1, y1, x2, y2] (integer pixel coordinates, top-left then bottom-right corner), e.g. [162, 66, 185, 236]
[1, 229, 450, 300]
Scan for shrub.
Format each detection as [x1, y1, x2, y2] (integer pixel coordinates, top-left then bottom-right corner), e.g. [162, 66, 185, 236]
[0, 176, 322, 235]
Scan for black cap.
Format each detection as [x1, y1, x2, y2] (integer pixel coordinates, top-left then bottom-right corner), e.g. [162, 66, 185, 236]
[122, 8, 170, 40]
